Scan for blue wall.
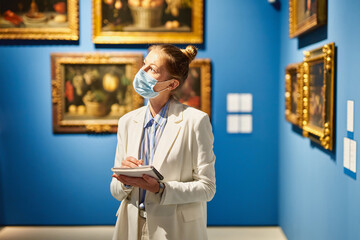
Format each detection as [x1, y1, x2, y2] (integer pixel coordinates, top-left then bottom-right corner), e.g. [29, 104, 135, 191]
[206, 0, 280, 225]
[0, 0, 280, 225]
[278, 0, 360, 239]
[0, 110, 5, 225]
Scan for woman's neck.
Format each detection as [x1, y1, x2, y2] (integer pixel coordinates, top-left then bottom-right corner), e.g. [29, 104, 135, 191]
[149, 94, 171, 117]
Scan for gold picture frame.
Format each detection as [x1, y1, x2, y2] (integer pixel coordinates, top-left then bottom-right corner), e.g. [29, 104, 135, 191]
[92, 0, 203, 44]
[0, 0, 79, 40]
[51, 52, 144, 133]
[302, 42, 335, 150]
[174, 58, 211, 117]
[289, 0, 327, 38]
[285, 62, 303, 127]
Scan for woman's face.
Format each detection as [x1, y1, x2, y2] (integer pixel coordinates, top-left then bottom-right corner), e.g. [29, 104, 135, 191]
[142, 49, 177, 92]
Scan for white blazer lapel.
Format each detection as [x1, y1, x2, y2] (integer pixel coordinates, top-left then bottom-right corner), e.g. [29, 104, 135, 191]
[127, 107, 146, 159]
[152, 100, 183, 170]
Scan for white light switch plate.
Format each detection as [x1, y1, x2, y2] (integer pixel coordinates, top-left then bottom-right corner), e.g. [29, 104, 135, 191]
[344, 137, 357, 173]
[238, 114, 253, 133]
[350, 139, 357, 173]
[227, 94, 241, 113]
[239, 94, 253, 112]
[227, 114, 253, 134]
[347, 100, 354, 132]
[227, 93, 253, 113]
[344, 137, 350, 169]
[227, 114, 239, 133]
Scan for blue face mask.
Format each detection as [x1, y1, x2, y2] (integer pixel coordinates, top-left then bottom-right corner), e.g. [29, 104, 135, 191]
[133, 69, 172, 99]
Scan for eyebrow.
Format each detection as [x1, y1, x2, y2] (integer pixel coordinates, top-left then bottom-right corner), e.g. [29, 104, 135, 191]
[144, 59, 160, 70]
[150, 63, 159, 69]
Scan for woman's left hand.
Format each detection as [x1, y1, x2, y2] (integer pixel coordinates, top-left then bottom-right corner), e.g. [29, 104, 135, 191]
[112, 174, 160, 193]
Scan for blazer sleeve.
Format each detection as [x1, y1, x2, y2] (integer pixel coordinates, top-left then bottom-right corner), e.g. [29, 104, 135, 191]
[110, 118, 133, 202]
[160, 114, 216, 205]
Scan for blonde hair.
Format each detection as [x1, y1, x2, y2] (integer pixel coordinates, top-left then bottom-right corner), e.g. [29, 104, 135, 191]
[148, 44, 198, 88]
[181, 45, 197, 63]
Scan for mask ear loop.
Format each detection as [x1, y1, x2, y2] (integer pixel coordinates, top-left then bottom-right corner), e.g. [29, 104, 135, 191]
[157, 87, 170, 93]
[155, 79, 176, 93]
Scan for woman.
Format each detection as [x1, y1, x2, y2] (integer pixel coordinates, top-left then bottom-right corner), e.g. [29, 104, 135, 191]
[110, 44, 216, 240]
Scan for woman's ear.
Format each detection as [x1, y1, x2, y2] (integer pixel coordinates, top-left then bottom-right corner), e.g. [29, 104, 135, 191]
[169, 79, 180, 91]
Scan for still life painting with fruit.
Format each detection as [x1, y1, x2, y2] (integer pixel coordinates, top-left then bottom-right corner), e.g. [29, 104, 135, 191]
[63, 64, 132, 120]
[1, 0, 68, 29]
[51, 53, 143, 133]
[93, 0, 202, 44]
[0, 0, 78, 40]
[101, 0, 192, 32]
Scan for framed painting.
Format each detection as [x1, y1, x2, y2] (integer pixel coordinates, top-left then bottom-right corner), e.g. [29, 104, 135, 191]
[285, 62, 303, 127]
[51, 53, 144, 133]
[174, 58, 211, 117]
[92, 0, 203, 44]
[0, 0, 78, 40]
[289, 0, 327, 38]
[302, 42, 335, 150]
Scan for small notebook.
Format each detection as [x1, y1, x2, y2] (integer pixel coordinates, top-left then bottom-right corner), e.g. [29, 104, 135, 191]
[111, 165, 164, 180]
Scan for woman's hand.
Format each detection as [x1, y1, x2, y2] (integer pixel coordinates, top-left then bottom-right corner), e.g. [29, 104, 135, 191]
[121, 156, 143, 168]
[112, 174, 160, 193]
[112, 156, 159, 193]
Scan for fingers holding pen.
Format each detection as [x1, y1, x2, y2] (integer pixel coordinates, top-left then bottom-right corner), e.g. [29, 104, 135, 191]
[121, 156, 138, 168]
[121, 156, 144, 168]
[113, 156, 147, 188]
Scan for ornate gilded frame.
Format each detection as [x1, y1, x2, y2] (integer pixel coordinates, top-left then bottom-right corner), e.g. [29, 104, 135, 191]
[51, 53, 144, 133]
[302, 43, 335, 150]
[174, 59, 211, 117]
[92, 0, 203, 44]
[0, 0, 79, 40]
[285, 62, 303, 127]
[289, 0, 327, 38]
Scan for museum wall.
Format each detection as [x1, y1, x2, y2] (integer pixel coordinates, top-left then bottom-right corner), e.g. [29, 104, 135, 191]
[0, 128, 4, 225]
[278, 0, 360, 239]
[0, 0, 280, 225]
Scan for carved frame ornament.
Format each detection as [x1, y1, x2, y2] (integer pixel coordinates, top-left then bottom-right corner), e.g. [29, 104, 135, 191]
[302, 42, 335, 150]
[285, 62, 303, 127]
[285, 43, 335, 151]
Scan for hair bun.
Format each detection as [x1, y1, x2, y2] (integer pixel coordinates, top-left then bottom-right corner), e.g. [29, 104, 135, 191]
[181, 45, 197, 62]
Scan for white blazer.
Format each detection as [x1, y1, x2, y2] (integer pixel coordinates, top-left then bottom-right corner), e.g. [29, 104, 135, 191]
[110, 99, 216, 240]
